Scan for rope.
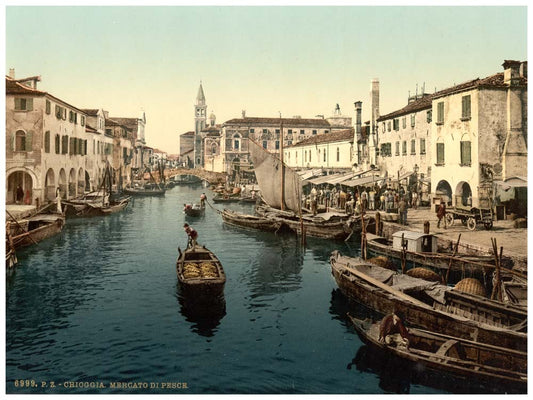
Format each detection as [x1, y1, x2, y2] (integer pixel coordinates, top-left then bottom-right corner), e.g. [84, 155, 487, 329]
[205, 198, 222, 214]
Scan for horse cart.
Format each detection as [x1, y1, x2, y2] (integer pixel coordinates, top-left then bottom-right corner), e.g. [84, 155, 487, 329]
[445, 204, 494, 231]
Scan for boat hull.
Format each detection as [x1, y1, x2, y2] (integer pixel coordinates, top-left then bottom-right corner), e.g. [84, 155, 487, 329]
[330, 252, 527, 351]
[9, 214, 65, 249]
[221, 209, 280, 232]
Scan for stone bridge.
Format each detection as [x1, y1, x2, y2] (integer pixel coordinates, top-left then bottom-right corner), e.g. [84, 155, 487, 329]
[148, 168, 227, 185]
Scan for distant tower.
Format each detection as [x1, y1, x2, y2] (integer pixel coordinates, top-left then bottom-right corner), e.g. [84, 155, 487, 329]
[209, 110, 216, 127]
[194, 82, 207, 167]
[370, 79, 380, 166]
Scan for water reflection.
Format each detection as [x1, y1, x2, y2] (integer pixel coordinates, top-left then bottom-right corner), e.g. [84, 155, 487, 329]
[176, 284, 226, 337]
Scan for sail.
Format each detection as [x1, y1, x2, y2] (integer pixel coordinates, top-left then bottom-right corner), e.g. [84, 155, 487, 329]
[248, 138, 302, 213]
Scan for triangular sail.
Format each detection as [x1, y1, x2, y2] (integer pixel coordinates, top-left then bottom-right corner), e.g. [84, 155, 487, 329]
[248, 138, 302, 213]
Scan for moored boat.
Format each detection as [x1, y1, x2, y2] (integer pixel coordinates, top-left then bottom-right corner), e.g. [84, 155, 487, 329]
[183, 203, 205, 217]
[221, 208, 280, 232]
[176, 244, 226, 298]
[348, 315, 527, 393]
[330, 251, 527, 351]
[7, 212, 65, 250]
[123, 186, 166, 196]
[63, 192, 131, 217]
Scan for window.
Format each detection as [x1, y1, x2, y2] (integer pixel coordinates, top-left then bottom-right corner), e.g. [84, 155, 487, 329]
[411, 114, 415, 128]
[402, 117, 406, 129]
[81, 115, 85, 126]
[288, 129, 293, 135]
[14, 98, 33, 111]
[46, 100, 51, 114]
[262, 140, 268, 149]
[336, 147, 340, 162]
[436, 142, 445, 165]
[312, 130, 317, 135]
[55, 134, 60, 154]
[380, 143, 392, 157]
[427, 110, 432, 123]
[70, 137, 75, 155]
[287, 140, 292, 146]
[300, 130, 305, 135]
[393, 119, 399, 131]
[308, 149, 311, 162]
[402, 141, 407, 155]
[15, 130, 26, 151]
[55, 105, 62, 119]
[211, 144, 217, 154]
[250, 128, 255, 133]
[325, 130, 329, 133]
[69, 110, 74, 123]
[395, 141, 400, 156]
[437, 102, 444, 124]
[304, 151, 307, 163]
[234, 137, 240, 150]
[262, 129, 267, 134]
[462, 95, 471, 120]
[460, 140, 471, 166]
[420, 138, 426, 155]
[275, 140, 280, 150]
[44, 131, 50, 153]
[105, 129, 112, 136]
[62, 135, 69, 154]
[410, 139, 416, 155]
[323, 150, 326, 162]
[382, 123, 385, 133]
[387, 121, 391, 132]
[275, 129, 280, 134]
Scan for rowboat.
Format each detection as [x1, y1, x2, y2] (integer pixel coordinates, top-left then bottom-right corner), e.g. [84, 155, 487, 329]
[7, 212, 65, 250]
[123, 186, 166, 196]
[176, 244, 226, 298]
[221, 209, 280, 232]
[64, 193, 130, 217]
[183, 203, 205, 217]
[348, 315, 527, 393]
[330, 251, 527, 351]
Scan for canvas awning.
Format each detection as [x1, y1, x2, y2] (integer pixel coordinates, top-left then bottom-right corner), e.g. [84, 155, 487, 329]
[342, 174, 383, 188]
[494, 176, 527, 189]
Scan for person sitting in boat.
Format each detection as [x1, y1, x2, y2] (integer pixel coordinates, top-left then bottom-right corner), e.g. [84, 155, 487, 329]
[183, 203, 192, 212]
[183, 223, 198, 249]
[379, 312, 410, 349]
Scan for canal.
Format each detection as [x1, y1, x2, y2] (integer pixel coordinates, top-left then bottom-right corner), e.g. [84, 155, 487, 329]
[6, 183, 447, 394]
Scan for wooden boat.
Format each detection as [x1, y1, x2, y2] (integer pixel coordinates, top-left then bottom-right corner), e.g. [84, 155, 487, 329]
[123, 186, 166, 196]
[366, 231, 509, 280]
[248, 138, 360, 240]
[221, 208, 280, 232]
[64, 192, 131, 217]
[212, 194, 241, 203]
[330, 252, 527, 351]
[7, 212, 65, 250]
[183, 203, 205, 217]
[348, 315, 527, 392]
[239, 195, 258, 203]
[176, 244, 226, 298]
[256, 204, 359, 240]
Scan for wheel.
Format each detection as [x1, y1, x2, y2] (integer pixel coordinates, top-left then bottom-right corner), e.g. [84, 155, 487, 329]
[445, 213, 454, 227]
[483, 220, 493, 230]
[466, 217, 476, 231]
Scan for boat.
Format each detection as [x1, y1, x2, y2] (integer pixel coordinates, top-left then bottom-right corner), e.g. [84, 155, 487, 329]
[221, 208, 281, 232]
[63, 192, 131, 217]
[239, 195, 259, 203]
[256, 204, 359, 240]
[212, 194, 241, 203]
[6, 211, 65, 251]
[124, 166, 166, 196]
[183, 203, 205, 217]
[330, 252, 527, 351]
[365, 231, 516, 282]
[176, 244, 226, 298]
[248, 138, 359, 240]
[348, 315, 527, 393]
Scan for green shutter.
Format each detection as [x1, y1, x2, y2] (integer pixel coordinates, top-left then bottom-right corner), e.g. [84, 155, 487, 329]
[27, 98, 33, 111]
[437, 143, 444, 164]
[25, 131, 33, 151]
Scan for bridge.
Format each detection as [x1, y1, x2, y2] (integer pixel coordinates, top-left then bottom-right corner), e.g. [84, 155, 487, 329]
[147, 168, 227, 185]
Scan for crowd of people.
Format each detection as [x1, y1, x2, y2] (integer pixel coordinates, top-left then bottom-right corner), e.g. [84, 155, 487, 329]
[302, 184, 422, 224]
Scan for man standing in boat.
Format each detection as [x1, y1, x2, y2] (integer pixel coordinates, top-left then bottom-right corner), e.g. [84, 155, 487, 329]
[200, 193, 206, 208]
[183, 223, 198, 249]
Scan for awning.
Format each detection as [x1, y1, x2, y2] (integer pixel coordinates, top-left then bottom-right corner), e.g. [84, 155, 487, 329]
[298, 168, 323, 180]
[307, 173, 343, 185]
[494, 176, 527, 189]
[325, 172, 355, 185]
[393, 171, 414, 181]
[342, 174, 383, 188]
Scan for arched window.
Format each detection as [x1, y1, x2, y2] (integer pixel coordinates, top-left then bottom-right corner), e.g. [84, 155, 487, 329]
[233, 134, 241, 151]
[14, 130, 32, 151]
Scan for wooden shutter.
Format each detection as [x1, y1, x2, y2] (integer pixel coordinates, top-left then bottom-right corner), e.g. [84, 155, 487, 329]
[25, 131, 33, 151]
[437, 143, 445, 164]
[44, 131, 50, 153]
[27, 98, 33, 111]
[461, 141, 471, 165]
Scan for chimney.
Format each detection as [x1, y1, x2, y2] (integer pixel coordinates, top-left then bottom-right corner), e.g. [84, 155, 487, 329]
[503, 60, 521, 86]
[354, 101, 362, 138]
[370, 79, 380, 135]
[9, 68, 15, 79]
[242, 110, 246, 119]
[520, 61, 527, 78]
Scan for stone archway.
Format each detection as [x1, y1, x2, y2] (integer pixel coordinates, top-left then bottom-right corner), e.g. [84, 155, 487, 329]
[6, 170, 34, 204]
[68, 168, 77, 198]
[77, 168, 85, 194]
[58, 169, 67, 199]
[435, 180, 453, 205]
[44, 168, 56, 201]
[455, 181, 473, 206]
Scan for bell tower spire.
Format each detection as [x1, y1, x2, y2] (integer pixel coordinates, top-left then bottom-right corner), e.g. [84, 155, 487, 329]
[194, 81, 207, 167]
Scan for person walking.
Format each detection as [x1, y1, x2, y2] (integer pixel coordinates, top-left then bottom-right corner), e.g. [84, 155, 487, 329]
[436, 201, 447, 229]
[398, 197, 408, 225]
[412, 190, 418, 210]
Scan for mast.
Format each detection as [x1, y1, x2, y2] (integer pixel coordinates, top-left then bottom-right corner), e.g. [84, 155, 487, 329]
[280, 113, 285, 211]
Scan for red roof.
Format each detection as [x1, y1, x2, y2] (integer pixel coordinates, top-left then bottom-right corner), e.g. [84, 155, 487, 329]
[224, 116, 331, 128]
[286, 129, 354, 148]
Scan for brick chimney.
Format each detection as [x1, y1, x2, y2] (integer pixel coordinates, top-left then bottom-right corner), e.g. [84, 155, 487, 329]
[503, 60, 521, 86]
[8, 68, 15, 79]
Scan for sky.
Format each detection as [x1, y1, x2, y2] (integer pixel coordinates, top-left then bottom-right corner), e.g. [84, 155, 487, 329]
[4, 5, 528, 154]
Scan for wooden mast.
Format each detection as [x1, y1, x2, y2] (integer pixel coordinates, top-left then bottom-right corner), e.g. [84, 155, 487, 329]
[280, 114, 285, 211]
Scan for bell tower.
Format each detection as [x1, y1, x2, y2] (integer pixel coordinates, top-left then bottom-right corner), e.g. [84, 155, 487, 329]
[194, 82, 207, 167]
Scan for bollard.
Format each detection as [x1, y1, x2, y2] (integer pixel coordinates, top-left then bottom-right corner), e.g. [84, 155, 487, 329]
[424, 220, 430, 234]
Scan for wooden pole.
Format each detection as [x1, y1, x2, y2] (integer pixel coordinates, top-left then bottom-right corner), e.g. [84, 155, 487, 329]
[445, 234, 461, 284]
[401, 233, 406, 273]
[279, 116, 285, 211]
[5, 209, 38, 245]
[491, 238, 503, 302]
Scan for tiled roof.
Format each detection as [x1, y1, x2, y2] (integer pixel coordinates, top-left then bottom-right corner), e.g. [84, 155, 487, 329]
[180, 131, 195, 136]
[6, 77, 46, 96]
[224, 117, 331, 128]
[105, 118, 132, 131]
[109, 117, 139, 128]
[81, 109, 100, 116]
[286, 129, 354, 148]
[377, 94, 433, 122]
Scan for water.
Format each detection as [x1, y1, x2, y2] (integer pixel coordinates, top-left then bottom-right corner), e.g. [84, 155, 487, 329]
[6, 184, 447, 394]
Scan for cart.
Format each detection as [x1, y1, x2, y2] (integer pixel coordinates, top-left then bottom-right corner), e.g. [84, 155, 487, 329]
[445, 204, 494, 231]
